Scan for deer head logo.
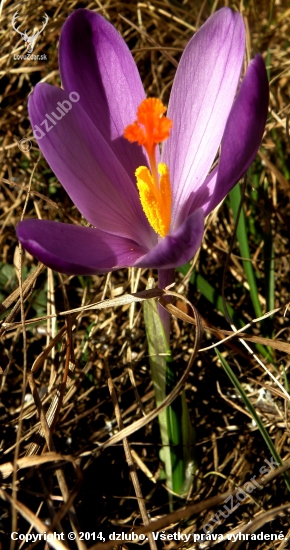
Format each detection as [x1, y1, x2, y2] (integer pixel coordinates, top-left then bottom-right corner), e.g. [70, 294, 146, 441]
[12, 12, 49, 54]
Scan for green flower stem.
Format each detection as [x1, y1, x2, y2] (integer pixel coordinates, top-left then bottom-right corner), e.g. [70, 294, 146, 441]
[143, 271, 196, 502]
[158, 269, 185, 495]
[158, 268, 175, 343]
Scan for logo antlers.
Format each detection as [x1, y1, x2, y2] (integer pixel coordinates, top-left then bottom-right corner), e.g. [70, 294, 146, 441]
[12, 12, 49, 53]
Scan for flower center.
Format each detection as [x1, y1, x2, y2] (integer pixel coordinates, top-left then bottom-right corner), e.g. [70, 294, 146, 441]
[124, 98, 172, 238]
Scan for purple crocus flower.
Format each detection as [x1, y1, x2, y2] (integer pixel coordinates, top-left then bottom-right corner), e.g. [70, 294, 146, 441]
[17, 8, 268, 278]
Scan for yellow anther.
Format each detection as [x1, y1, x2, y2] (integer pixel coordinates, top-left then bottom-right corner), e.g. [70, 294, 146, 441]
[135, 163, 171, 238]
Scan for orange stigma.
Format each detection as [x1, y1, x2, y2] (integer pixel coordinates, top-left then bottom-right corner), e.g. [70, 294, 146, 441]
[124, 98, 173, 238]
[124, 98, 172, 159]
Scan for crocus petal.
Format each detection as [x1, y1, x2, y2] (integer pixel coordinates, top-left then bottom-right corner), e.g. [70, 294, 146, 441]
[135, 209, 204, 269]
[179, 166, 218, 222]
[59, 9, 146, 177]
[202, 55, 269, 216]
[29, 84, 156, 248]
[17, 220, 147, 276]
[162, 7, 245, 228]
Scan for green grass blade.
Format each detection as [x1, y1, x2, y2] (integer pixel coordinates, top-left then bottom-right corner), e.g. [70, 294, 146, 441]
[178, 264, 244, 328]
[215, 348, 290, 492]
[263, 207, 275, 336]
[180, 392, 197, 493]
[178, 264, 271, 361]
[229, 183, 263, 320]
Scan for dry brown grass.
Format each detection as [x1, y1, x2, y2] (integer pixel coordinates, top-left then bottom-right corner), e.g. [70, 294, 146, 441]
[1, 0, 290, 548]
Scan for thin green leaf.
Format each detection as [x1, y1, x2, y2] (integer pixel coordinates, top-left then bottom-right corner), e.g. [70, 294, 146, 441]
[229, 185, 273, 360]
[178, 264, 271, 361]
[229, 183, 263, 320]
[180, 392, 197, 493]
[178, 264, 244, 328]
[263, 207, 275, 335]
[215, 348, 290, 492]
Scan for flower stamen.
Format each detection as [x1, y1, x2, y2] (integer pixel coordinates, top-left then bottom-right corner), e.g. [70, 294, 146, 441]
[124, 98, 173, 238]
[135, 163, 171, 238]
